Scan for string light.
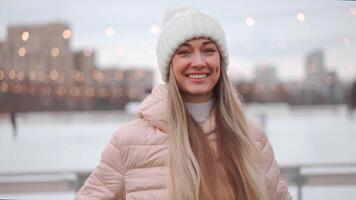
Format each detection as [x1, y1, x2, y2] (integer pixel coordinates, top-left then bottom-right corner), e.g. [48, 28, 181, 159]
[51, 47, 60, 57]
[351, 7, 356, 15]
[83, 49, 93, 57]
[92, 70, 104, 82]
[105, 26, 115, 37]
[70, 86, 81, 97]
[14, 84, 23, 94]
[0, 82, 9, 93]
[49, 70, 59, 81]
[297, 12, 305, 22]
[8, 70, 16, 80]
[72, 70, 85, 82]
[56, 86, 66, 96]
[150, 24, 160, 34]
[62, 29, 71, 39]
[245, 17, 255, 26]
[18, 47, 26, 57]
[21, 31, 29, 41]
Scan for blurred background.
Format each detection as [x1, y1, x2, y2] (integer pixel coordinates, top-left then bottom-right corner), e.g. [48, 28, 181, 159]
[0, 0, 356, 199]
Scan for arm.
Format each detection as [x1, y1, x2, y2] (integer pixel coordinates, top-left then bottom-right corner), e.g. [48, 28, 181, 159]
[76, 130, 125, 200]
[250, 121, 292, 200]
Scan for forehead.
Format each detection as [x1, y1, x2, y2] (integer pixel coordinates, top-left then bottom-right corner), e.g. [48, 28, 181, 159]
[179, 37, 217, 47]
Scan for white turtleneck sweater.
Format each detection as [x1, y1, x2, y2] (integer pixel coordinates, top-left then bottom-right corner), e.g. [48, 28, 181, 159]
[184, 99, 214, 123]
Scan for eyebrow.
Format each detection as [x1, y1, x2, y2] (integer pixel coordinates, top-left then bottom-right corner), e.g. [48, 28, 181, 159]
[179, 41, 216, 48]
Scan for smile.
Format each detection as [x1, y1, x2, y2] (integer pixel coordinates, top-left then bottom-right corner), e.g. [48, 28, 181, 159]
[187, 74, 209, 79]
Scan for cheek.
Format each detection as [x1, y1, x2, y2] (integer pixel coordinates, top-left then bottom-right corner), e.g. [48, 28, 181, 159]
[207, 55, 220, 70]
[210, 60, 220, 74]
[171, 61, 188, 88]
[210, 60, 221, 82]
[171, 57, 186, 74]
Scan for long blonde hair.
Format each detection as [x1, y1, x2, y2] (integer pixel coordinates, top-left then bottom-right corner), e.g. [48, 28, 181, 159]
[167, 64, 267, 200]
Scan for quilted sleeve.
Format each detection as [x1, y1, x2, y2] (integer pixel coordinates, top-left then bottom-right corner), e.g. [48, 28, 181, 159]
[76, 130, 126, 200]
[250, 121, 292, 200]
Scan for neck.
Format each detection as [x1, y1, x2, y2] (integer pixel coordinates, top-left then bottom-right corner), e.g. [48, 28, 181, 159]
[185, 99, 214, 123]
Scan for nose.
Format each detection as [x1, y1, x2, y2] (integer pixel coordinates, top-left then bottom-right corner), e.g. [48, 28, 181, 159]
[191, 52, 206, 68]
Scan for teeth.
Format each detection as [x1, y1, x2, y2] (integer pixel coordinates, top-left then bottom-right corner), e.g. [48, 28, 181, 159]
[188, 74, 207, 79]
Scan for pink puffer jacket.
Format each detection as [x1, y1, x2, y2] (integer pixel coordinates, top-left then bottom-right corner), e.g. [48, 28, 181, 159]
[76, 84, 291, 200]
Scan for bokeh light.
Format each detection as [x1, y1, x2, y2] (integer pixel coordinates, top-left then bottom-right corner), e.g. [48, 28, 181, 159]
[18, 47, 26, 57]
[105, 26, 115, 37]
[83, 49, 93, 57]
[297, 12, 305, 22]
[245, 17, 255, 26]
[150, 24, 160, 34]
[51, 47, 60, 57]
[21, 31, 29, 41]
[62, 29, 72, 39]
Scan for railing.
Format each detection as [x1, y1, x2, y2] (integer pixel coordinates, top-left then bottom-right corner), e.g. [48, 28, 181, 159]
[1, 163, 356, 200]
[281, 163, 356, 200]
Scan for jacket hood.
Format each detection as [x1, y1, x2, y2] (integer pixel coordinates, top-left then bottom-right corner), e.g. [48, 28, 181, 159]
[136, 84, 216, 135]
[137, 84, 169, 133]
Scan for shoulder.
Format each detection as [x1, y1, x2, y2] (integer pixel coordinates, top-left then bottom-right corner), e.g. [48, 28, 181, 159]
[247, 118, 267, 148]
[111, 118, 169, 149]
[247, 118, 276, 173]
[246, 118, 275, 164]
[107, 118, 169, 171]
[246, 119, 292, 199]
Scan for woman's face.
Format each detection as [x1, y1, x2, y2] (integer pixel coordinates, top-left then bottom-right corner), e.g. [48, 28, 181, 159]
[171, 37, 221, 103]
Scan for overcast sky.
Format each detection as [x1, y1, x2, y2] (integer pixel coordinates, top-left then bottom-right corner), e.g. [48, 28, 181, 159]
[1, 0, 355, 83]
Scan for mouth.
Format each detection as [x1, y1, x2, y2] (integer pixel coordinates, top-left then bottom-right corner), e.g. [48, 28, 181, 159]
[186, 73, 209, 79]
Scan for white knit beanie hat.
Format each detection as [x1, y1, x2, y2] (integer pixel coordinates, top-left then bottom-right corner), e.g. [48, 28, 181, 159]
[156, 7, 229, 82]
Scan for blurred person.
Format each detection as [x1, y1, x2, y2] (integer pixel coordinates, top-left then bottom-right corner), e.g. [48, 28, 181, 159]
[76, 7, 291, 200]
[10, 111, 17, 139]
[348, 80, 356, 118]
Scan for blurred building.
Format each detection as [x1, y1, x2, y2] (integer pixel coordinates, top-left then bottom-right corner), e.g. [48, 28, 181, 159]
[3, 22, 74, 85]
[305, 50, 326, 83]
[254, 64, 278, 84]
[123, 69, 153, 101]
[234, 56, 348, 105]
[304, 49, 344, 104]
[325, 71, 344, 104]
[253, 65, 280, 102]
[0, 41, 5, 67]
[0, 22, 153, 112]
[304, 50, 326, 104]
[74, 49, 96, 76]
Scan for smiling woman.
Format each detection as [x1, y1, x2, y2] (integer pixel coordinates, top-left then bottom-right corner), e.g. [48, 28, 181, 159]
[76, 6, 291, 200]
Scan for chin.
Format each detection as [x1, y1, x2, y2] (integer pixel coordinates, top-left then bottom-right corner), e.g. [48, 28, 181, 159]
[187, 87, 212, 96]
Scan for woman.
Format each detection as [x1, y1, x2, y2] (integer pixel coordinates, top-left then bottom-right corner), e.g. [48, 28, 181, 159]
[76, 7, 291, 200]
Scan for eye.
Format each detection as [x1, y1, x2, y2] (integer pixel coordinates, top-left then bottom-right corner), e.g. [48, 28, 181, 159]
[203, 48, 217, 53]
[177, 50, 191, 56]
